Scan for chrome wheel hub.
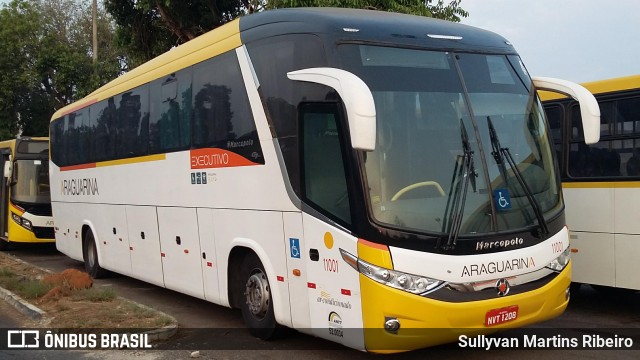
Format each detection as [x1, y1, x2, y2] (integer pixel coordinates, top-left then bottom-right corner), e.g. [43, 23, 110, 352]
[245, 271, 270, 318]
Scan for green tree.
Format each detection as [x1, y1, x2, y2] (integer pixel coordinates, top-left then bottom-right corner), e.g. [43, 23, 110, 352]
[104, 0, 253, 69]
[0, 0, 121, 139]
[104, 0, 467, 68]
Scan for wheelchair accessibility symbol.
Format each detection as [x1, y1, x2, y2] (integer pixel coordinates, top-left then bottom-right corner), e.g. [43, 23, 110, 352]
[290, 238, 301, 258]
[493, 189, 512, 211]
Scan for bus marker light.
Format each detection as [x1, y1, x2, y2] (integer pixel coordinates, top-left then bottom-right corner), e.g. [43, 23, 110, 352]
[129, 246, 133, 251]
[571, 248, 578, 253]
[184, 249, 189, 254]
[207, 262, 213, 267]
[292, 269, 301, 277]
[307, 282, 316, 289]
[341, 289, 351, 296]
[161, 252, 166, 257]
[277, 276, 285, 282]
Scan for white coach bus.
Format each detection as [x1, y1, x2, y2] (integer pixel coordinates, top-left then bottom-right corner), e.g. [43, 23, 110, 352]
[49, 8, 599, 352]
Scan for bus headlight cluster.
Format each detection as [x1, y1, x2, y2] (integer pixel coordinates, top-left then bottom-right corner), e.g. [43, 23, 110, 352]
[546, 246, 571, 272]
[11, 212, 33, 231]
[340, 249, 445, 295]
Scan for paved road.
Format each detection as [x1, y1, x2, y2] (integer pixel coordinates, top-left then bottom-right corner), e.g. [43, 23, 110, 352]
[1, 244, 639, 359]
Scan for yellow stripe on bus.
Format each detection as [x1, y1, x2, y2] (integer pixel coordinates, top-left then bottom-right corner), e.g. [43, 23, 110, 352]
[562, 181, 640, 189]
[95, 154, 166, 169]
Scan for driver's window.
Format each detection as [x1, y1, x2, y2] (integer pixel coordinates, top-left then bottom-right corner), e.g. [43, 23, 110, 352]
[300, 103, 351, 224]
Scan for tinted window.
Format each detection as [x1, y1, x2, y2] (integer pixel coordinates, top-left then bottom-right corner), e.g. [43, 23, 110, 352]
[50, 119, 66, 166]
[568, 96, 640, 178]
[149, 69, 192, 153]
[192, 51, 263, 162]
[115, 87, 149, 158]
[301, 103, 351, 224]
[246, 34, 329, 195]
[544, 104, 564, 171]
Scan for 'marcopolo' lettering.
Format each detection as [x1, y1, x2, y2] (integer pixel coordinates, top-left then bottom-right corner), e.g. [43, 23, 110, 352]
[461, 257, 535, 277]
[476, 237, 524, 251]
[62, 178, 99, 196]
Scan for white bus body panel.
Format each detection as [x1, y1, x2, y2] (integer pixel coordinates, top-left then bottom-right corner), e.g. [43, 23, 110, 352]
[126, 205, 164, 288]
[301, 213, 365, 351]
[197, 208, 221, 304]
[282, 212, 311, 329]
[92, 204, 132, 277]
[564, 185, 640, 289]
[390, 227, 569, 283]
[563, 187, 615, 286]
[157, 207, 205, 299]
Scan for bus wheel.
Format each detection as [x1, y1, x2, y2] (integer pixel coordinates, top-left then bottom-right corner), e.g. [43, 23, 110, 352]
[83, 230, 107, 279]
[240, 253, 279, 340]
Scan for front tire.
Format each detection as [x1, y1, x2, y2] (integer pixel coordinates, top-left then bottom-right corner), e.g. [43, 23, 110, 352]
[239, 253, 279, 340]
[83, 230, 107, 278]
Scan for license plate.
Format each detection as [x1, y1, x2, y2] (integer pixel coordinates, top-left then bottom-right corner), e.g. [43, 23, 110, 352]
[485, 305, 518, 327]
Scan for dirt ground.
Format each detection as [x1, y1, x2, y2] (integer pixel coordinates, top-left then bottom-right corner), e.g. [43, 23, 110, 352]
[0, 251, 175, 329]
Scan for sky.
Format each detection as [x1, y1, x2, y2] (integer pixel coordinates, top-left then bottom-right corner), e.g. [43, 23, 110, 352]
[460, 0, 640, 83]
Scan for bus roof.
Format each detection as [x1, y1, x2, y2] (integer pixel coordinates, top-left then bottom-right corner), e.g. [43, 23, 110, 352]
[0, 137, 48, 147]
[538, 74, 640, 101]
[52, 8, 516, 121]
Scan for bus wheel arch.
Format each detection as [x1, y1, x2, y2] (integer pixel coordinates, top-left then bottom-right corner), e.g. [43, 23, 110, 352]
[228, 246, 281, 340]
[82, 225, 108, 279]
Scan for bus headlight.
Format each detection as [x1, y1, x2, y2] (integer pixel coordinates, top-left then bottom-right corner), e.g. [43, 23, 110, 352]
[340, 249, 445, 295]
[11, 212, 33, 231]
[546, 246, 571, 272]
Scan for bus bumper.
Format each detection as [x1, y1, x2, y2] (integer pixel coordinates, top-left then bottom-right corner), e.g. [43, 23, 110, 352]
[7, 219, 55, 243]
[360, 262, 571, 353]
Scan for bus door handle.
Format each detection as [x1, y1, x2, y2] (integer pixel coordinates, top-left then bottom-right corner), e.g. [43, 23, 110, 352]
[309, 248, 319, 261]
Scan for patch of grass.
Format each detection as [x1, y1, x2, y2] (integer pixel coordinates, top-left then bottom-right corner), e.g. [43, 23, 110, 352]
[0, 267, 16, 277]
[5, 278, 54, 299]
[22, 280, 53, 299]
[71, 287, 117, 302]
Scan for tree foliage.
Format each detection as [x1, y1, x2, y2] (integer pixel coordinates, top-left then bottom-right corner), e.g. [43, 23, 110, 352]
[266, 0, 468, 20]
[0, 0, 121, 140]
[104, 0, 467, 68]
[104, 0, 256, 69]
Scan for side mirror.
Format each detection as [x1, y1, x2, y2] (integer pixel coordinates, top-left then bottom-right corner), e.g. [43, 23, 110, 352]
[3, 155, 12, 179]
[287, 67, 377, 151]
[533, 77, 600, 144]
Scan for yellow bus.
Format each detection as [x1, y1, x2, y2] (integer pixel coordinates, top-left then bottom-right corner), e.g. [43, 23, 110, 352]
[541, 75, 640, 291]
[0, 137, 54, 250]
[50, 8, 599, 352]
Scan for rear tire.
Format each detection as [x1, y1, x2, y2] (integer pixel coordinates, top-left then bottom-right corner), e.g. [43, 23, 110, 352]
[239, 253, 280, 340]
[83, 230, 107, 278]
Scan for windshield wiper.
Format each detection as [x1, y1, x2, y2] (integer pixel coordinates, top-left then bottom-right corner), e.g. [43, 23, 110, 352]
[440, 119, 477, 250]
[487, 117, 549, 235]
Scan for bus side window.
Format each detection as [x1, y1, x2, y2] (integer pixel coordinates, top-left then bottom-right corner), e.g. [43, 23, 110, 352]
[300, 103, 351, 224]
[149, 69, 192, 154]
[543, 104, 565, 174]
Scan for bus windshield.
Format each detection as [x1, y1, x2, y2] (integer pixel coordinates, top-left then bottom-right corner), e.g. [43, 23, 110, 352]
[339, 45, 561, 235]
[11, 159, 51, 204]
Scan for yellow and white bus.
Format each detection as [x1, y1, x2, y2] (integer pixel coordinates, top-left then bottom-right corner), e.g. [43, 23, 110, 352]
[50, 8, 599, 352]
[541, 75, 640, 291]
[0, 137, 54, 250]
